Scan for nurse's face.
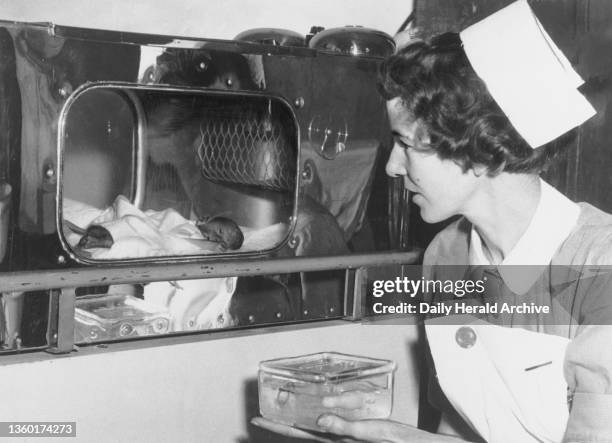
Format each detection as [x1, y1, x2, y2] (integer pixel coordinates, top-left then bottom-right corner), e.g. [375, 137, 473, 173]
[385, 98, 481, 223]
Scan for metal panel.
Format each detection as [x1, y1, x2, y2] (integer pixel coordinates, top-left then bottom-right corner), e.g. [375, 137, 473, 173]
[0, 250, 421, 293]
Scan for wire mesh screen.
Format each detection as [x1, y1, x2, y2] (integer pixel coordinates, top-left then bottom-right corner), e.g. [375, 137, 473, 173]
[196, 100, 296, 192]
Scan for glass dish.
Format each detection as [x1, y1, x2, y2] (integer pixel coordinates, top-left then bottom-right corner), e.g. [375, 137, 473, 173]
[258, 351, 395, 431]
[74, 293, 171, 343]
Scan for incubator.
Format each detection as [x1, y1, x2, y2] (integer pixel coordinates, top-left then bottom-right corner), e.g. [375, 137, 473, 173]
[0, 20, 417, 352]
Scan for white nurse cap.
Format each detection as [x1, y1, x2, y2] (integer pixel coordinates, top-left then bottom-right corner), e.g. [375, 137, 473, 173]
[459, 0, 596, 148]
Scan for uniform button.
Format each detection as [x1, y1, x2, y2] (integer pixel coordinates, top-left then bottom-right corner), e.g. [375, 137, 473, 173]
[455, 326, 477, 348]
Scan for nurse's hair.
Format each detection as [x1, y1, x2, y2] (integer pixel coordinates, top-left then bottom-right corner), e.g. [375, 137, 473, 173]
[378, 32, 574, 174]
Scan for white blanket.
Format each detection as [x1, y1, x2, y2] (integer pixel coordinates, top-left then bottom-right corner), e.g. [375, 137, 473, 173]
[63, 195, 287, 259]
[63, 195, 287, 331]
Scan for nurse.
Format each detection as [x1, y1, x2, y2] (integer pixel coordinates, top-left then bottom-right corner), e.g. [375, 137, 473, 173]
[253, 1, 612, 441]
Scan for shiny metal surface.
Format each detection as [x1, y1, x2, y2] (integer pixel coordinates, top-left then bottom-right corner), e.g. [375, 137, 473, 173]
[0, 250, 422, 293]
[123, 89, 147, 209]
[308, 26, 395, 57]
[0, 292, 24, 350]
[234, 28, 306, 47]
[0, 19, 397, 348]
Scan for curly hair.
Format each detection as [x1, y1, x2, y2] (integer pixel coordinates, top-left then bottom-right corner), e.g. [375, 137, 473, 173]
[378, 32, 574, 174]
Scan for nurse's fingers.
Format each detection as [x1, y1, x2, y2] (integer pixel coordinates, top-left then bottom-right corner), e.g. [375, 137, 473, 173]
[322, 381, 382, 409]
[250, 417, 334, 442]
[316, 416, 390, 441]
[322, 391, 367, 409]
[316, 415, 440, 443]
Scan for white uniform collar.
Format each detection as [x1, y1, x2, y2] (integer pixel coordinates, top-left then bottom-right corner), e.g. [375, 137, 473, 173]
[468, 178, 580, 294]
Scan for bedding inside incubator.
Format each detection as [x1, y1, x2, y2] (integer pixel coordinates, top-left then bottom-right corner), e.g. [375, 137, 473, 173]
[59, 86, 297, 262]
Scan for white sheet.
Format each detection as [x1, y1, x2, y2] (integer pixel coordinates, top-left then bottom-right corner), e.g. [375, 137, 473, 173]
[63, 195, 287, 259]
[63, 196, 290, 331]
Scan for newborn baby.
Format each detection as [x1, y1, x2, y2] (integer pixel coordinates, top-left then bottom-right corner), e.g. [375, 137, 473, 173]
[195, 216, 244, 251]
[78, 215, 244, 251]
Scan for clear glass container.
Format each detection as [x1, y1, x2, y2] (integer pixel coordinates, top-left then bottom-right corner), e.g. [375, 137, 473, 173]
[74, 293, 171, 343]
[258, 351, 395, 430]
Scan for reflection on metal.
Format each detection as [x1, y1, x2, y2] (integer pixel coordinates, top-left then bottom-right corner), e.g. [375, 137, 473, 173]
[58, 83, 72, 99]
[36, 22, 317, 57]
[2, 251, 420, 354]
[0, 19, 400, 352]
[57, 83, 141, 209]
[43, 162, 55, 181]
[301, 161, 314, 182]
[343, 267, 368, 321]
[388, 178, 411, 250]
[122, 89, 147, 209]
[0, 292, 24, 350]
[74, 294, 171, 343]
[288, 236, 299, 249]
[46, 288, 75, 354]
[308, 115, 349, 160]
[0, 251, 422, 293]
[293, 97, 305, 109]
[309, 26, 395, 57]
[234, 28, 306, 48]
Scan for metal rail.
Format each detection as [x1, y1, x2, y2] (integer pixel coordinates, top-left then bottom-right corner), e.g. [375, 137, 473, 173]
[0, 250, 422, 293]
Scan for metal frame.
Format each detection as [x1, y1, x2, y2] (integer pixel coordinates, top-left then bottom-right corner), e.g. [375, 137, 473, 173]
[0, 251, 420, 292]
[55, 82, 302, 266]
[0, 250, 421, 354]
[46, 288, 76, 354]
[343, 267, 368, 321]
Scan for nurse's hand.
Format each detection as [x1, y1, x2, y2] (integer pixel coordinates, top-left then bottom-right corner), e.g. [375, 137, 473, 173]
[251, 416, 464, 442]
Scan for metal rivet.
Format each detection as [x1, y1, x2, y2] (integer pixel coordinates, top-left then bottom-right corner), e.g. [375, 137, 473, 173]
[275, 312, 282, 319]
[56, 255, 66, 264]
[188, 320, 195, 327]
[329, 307, 335, 313]
[58, 82, 72, 99]
[226, 78, 233, 87]
[45, 166, 55, 179]
[248, 315, 255, 323]
[197, 61, 208, 71]
[301, 164, 312, 181]
[294, 97, 305, 108]
[303, 310, 309, 316]
[119, 323, 133, 336]
[455, 326, 477, 349]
